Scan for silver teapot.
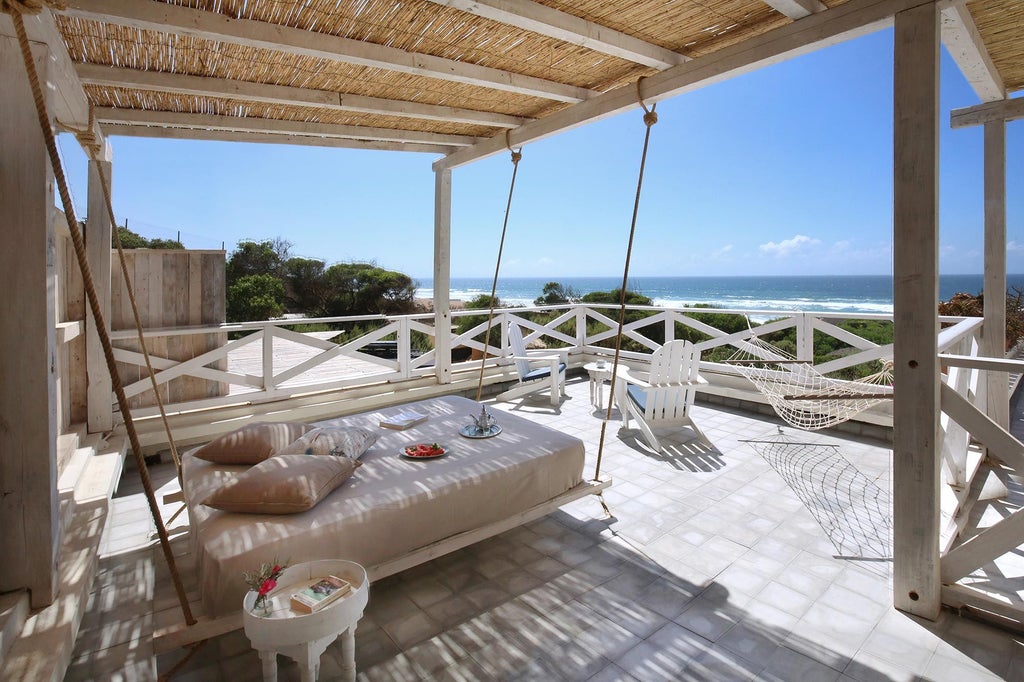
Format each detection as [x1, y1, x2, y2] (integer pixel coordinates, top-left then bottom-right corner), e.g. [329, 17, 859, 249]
[468, 405, 495, 434]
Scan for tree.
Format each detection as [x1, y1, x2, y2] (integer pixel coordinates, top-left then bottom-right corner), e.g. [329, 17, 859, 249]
[226, 239, 291, 286]
[112, 225, 182, 249]
[227, 274, 286, 322]
[938, 289, 1024, 351]
[580, 288, 653, 306]
[322, 262, 417, 316]
[534, 281, 580, 306]
[283, 257, 329, 315]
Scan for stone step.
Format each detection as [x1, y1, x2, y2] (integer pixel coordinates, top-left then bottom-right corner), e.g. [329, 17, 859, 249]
[57, 433, 105, 534]
[0, 502, 106, 682]
[0, 435, 127, 682]
[0, 591, 29, 671]
[75, 435, 127, 506]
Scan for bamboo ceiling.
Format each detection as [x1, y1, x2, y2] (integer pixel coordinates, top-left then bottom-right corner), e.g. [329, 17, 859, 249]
[46, 0, 1024, 163]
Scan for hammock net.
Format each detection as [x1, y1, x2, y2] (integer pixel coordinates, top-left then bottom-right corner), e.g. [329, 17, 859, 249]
[745, 431, 892, 565]
[727, 336, 893, 431]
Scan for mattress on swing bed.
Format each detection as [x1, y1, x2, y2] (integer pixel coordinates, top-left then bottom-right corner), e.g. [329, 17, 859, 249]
[180, 395, 586, 618]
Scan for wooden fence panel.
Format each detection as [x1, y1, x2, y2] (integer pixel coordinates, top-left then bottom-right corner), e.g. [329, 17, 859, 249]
[111, 249, 226, 409]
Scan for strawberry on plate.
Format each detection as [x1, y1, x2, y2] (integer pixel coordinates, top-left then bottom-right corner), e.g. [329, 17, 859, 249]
[402, 442, 446, 458]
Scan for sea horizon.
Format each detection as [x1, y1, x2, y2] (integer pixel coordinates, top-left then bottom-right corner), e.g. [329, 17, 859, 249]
[415, 274, 1024, 316]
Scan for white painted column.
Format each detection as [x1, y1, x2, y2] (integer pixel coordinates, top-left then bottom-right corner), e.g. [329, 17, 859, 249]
[86, 151, 114, 432]
[433, 169, 453, 384]
[0, 35, 58, 605]
[983, 121, 1008, 430]
[892, 2, 942, 620]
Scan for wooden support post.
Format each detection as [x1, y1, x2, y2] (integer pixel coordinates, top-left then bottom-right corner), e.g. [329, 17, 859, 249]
[433, 169, 452, 384]
[0, 35, 59, 605]
[892, 1, 941, 620]
[86, 153, 113, 432]
[796, 313, 814, 362]
[983, 120, 1008, 430]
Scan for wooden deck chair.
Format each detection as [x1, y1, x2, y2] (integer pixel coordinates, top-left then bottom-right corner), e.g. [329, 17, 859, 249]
[616, 339, 709, 451]
[496, 321, 567, 406]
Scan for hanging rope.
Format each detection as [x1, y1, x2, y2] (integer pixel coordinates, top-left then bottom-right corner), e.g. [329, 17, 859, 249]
[5, 5, 195, 625]
[475, 132, 522, 402]
[594, 78, 658, 481]
[98, 148, 183, 473]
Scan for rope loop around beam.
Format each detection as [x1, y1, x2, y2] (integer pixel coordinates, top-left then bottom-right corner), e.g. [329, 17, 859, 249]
[636, 77, 658, 127]
[1, 0, 44, 15]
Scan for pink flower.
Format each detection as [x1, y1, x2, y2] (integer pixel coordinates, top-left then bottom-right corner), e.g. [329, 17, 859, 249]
[259, 578, 276, 596]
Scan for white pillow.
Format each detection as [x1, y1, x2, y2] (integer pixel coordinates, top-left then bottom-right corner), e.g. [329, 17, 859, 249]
[277, 426, 379, 460]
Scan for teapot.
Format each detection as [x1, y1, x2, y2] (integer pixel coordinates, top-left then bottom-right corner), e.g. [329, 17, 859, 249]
[468, 405, 495, 434]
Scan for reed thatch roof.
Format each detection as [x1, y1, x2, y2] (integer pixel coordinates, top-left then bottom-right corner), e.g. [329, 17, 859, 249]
[39, 0, 1024, 168]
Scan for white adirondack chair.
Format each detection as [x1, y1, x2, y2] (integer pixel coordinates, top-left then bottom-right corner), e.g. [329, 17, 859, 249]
[496, 321, 567, 406]
[616, 339, 709, 451]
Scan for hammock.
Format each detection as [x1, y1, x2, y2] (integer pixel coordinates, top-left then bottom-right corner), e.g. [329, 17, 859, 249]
[727, 335, 893, 431]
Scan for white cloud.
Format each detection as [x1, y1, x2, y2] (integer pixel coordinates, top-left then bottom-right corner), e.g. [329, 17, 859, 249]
[711, 244, 734, 258]
[831, 240, 851, 253]
[1008, 240, 1024, 252]
[758, 234, 821, 257]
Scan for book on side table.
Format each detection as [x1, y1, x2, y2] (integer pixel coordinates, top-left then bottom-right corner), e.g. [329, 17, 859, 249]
[379, 411, 427, 430]
[290, 575, 353, 614]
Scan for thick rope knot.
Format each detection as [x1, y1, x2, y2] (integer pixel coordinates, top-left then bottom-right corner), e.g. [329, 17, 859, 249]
[510, 149, 522, 165]
[643, 109, 658, 127]
[1, 0, 45, 15]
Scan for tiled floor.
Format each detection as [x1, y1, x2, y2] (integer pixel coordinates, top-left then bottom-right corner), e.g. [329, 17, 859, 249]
[65, 375, 1024, 681]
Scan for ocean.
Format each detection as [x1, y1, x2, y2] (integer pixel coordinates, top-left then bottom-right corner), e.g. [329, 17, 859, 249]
[415, 275, 1024, 316]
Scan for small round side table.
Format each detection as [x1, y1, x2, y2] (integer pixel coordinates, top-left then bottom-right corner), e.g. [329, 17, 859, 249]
[583, 361, 615, 409]
[243, 559, 369, 682]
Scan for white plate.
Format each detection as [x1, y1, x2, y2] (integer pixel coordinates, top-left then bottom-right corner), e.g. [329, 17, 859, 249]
[400, 445, 447, 460]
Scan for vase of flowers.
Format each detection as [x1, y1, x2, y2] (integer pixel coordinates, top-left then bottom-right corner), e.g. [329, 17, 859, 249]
[243, 557, 288, 617]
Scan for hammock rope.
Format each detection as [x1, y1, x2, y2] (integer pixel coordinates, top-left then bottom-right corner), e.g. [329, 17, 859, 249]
[595, 78, 658, 481]
[727, 332, 893, 431]
[475, 133, 522, 402]
[5, 2, 194, 624]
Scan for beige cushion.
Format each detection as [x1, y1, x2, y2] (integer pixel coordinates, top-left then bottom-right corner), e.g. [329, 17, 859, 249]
[192, 422, 312, 465]
[202, 455, 361, 514]
[277, 426, 379, 460]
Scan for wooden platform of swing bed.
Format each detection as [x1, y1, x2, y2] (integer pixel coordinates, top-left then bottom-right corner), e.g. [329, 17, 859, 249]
[154, 394, 609, 650]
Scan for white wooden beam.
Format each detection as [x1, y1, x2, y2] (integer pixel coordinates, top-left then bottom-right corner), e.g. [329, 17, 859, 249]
[101, 125, 455, 154]
[86, 154, 113, 433]
[950, 97, 1024, 129]
[435, 0, 938, 171]
[59, 0, 594, 103]
[422, 0, 686, 69]
[940, 383, 1024, 473]
[93, 108, 480, 147]
[941, 584, 1024, 629]
[0, 36, 59, 605]
[939, 1, 1005, 103]
[983, 121, 1008, 430]
[941, 506, 1024, 583]
[0, 9, 106, 158]
[433, 168, 453, 385]
[762, 0, 827, 20]
[76, 64, 527, 130]
[892, 1, 941, 621]
[939, 354, 1024, 373]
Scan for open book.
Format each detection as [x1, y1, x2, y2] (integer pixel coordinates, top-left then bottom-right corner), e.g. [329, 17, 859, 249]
[379, 411, 427, 430]
[289, 575, 353, 614]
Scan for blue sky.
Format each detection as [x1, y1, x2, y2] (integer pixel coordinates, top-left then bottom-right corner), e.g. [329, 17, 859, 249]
[58, 27, 1022, 280]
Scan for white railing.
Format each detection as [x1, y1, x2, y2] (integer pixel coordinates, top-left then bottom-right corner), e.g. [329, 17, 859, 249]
[105, 303, 991, 425]
[108, 304, 979, 426]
